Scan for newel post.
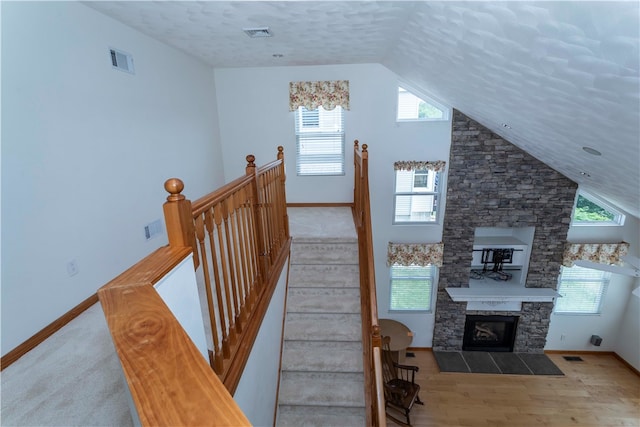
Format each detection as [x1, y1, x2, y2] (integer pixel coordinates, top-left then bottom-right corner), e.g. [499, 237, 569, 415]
[361, 143, 369, 172]
[163, 178, 198, 264]
[246, 155, 268, 281]
[277, 146, 290, 239]
[361, 143, 370, 223]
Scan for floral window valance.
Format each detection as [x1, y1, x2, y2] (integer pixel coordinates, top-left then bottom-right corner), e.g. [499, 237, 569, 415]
[562, 242, 630, 267]
[387, 242, 444, 267]
[289, 80, 350, 111]
[394, 161, 446, 172]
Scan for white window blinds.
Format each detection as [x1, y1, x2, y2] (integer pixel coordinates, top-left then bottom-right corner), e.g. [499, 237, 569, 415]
[295, 106, 345, 176]
[390, 265, 435, 311]
[555, 266, 610, 314]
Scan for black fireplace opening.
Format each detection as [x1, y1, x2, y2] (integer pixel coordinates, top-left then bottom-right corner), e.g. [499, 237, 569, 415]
[462, 315, 519, 352]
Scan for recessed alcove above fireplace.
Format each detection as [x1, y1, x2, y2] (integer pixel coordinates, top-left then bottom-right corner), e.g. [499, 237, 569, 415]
[470, 226, 535, 288]
[446, 226, 557, 311]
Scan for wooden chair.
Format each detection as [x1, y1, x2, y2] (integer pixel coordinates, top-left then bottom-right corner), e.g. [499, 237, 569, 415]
[381, 335, 423, 426]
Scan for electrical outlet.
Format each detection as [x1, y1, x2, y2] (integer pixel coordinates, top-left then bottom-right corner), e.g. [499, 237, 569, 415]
[560, 334, 566, 341]
[66, 259, 79, 277]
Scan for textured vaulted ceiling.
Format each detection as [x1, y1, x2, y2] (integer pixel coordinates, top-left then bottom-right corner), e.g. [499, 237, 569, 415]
[85, 1, 640, 219]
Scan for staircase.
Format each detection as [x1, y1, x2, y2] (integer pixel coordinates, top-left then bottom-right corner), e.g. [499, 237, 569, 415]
[276, 236, 365, 427]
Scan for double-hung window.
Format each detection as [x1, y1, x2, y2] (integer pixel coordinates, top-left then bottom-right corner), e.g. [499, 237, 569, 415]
[295, 106, 345, 176]
[555, 266, 610, 314]
[394, 168, 442, 223]
[390, 265, 436, 311]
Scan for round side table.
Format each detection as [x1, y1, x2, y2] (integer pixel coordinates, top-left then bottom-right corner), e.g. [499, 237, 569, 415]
[379, 318, 413, 362]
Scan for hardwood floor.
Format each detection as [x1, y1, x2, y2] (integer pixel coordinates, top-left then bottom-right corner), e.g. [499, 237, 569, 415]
[387, 351, 640, 427]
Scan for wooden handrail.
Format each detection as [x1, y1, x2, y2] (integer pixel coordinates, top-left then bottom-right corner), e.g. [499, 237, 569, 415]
[99, 147, 291, 426]
[353, 141, 386, 427]
[99, 246, 251, 426]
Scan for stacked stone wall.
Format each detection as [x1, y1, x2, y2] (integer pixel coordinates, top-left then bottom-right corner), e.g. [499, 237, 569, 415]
[433, 110, 577, 352]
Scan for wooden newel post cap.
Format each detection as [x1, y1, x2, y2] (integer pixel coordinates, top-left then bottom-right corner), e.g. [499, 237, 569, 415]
[246, 155, 256, 175]
[354, 140, 359, 148]
[372, 324, 382, 347]
[164, 178, 185, 202]
[373, 324, 381, 337]
[277, 146, 284, 160]
[362, 144, 368, 152]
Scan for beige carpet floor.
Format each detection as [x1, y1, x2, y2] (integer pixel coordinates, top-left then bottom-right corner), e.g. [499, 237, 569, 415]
[1, 303, 133, 426]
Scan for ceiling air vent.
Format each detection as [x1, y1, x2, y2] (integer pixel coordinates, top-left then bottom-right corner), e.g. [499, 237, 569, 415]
[110, 48, 135, 74]
[243, 27, 273, 38]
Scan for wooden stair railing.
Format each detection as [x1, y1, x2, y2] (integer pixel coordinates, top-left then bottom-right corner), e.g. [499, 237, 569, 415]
[99, 147, 290, 426]
[353, 141, 387, 427]
[182, 147, 290, 391]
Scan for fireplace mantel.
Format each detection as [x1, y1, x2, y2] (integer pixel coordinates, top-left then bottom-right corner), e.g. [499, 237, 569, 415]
[446, 285, 558, 311]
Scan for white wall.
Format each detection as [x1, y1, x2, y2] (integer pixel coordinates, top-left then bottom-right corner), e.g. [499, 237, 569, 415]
[546, 204, 639, 365]
[365, 83, 451, 348]
[215, 64, 452, 347]
[615, 280, 640, 371]
[234, 259, 289, 426]
[215, 64, 356, 202]
[1, 2, 224, 354]
[154, 255, 208, 361]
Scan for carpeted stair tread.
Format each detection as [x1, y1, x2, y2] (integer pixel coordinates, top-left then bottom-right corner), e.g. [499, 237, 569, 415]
[284, 313, 362, 341]
[290, 242, 359, 265]
[278, 371, 365, 407]
[288, 264, 359, 288]
[282, 340, 363, 372]
[292, 236, 358, 244]
[287, 288, 360, 313]
[276, 405, 365, 427]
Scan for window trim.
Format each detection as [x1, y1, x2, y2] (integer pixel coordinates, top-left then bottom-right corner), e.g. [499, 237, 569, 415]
[392, 169, 443, 225]
[554, 265, 610, 315]
[389, 264, 437, 312]
[571, 191, 625, 227]
[396, 84, 449, 122]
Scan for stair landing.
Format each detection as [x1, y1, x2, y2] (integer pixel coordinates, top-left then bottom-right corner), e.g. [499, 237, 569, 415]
[287, 207, 357, 241]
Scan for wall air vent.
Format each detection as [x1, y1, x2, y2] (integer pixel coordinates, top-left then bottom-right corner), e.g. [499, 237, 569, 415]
[144, 219, 163, 241]
[243, 27, 273, 38]
[110, 48, 135, 74]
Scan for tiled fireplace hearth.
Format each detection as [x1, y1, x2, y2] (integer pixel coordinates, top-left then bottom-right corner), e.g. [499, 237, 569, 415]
[433, 111, 577, 353]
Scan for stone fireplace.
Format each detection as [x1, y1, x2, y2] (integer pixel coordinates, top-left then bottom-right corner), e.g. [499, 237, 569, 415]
[433, 110, 577, 353]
